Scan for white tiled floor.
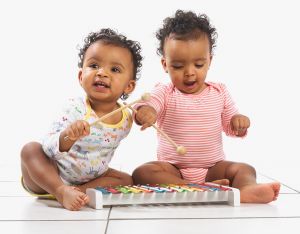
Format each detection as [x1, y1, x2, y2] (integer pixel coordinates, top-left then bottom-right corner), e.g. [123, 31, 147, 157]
[0, 163, 299, 234]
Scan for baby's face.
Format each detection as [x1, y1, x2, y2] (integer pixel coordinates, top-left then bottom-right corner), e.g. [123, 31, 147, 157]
[78, 41, 135, 103]
[161, 35, 212, 94]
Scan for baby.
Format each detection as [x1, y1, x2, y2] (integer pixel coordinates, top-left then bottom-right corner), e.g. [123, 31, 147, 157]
[21, 28, 143, 210]
[132, 10, 280, 203]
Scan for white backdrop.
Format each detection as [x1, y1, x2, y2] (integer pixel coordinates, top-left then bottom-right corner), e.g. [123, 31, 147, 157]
[0, 0, 299, 187]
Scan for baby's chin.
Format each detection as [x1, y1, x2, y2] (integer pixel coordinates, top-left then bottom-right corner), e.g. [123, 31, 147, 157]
[178, 85, 203, 95]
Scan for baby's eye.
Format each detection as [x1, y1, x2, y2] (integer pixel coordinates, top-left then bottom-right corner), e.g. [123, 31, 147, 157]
[89, 63, 99, 69]
[111, 66, 121, 73]
[172, 65, 183, 69]
[195, 64, 204, 68]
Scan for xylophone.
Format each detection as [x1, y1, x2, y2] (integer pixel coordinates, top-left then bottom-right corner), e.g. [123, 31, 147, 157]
[87, 182, 240, 209]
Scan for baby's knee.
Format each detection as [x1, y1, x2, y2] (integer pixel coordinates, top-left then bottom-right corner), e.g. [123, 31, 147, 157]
[228, 162, 256, 175]
[239, 163, 256, 173]
[20, 142, 42, 162]
[132, 165, 144, 182]
[132, 164, 150, 177]
[132, 163, 158, 182]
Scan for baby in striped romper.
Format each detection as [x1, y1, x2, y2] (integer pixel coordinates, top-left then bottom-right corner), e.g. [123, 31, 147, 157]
[132, 10, 280, 203]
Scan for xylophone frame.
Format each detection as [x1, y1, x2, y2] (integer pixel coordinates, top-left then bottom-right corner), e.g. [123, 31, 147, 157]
[86, 183, 240, 209]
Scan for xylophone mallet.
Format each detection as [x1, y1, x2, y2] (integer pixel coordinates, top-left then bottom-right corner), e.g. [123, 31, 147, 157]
[127, 105, 187, 155]
[90, 93, 151, 126]
[64, 93, 151, 141]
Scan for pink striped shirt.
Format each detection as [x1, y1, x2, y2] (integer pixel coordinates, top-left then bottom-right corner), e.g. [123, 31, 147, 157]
[141, 82, 240, 182]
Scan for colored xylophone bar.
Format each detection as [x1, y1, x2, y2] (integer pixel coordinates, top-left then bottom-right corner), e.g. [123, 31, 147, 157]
[87, 182, 240, 209]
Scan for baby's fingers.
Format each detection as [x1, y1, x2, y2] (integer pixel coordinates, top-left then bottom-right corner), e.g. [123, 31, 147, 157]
[243, 117, 250, 129]
[233, 119, 248, 136]
[65, 128, 78, 141]
[76, 121, 90, 137]
[71, 122, 82, 137]
[231, 118, 242, 135]
[82, 121, 90, 136]
[237, 117, 250, 130]
[70, 121, 90, 138]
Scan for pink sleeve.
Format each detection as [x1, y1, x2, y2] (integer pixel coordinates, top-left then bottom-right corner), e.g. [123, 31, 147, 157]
[220, 84, 239, 136]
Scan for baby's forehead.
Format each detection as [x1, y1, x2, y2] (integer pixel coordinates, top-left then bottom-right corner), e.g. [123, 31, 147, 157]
[87, 41, 130, 53]
[163, 39, 210, 63]
[168, 29, 207, 41]
[164, 36, 210, 52]
[85, 41, 133, 63]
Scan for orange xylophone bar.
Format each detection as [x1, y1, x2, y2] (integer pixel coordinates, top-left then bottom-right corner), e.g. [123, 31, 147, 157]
[86, 182, 240, 209]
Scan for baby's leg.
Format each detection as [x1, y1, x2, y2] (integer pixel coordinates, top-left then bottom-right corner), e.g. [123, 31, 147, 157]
[206, 160, 280, 203]
[132, 161, 187, 185]
[78, 168, 133, 193]
[210, 179, 230, 186]
[21, 142, 88, 210]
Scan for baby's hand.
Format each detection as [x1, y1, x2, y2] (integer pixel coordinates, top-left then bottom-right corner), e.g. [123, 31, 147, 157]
[135, 105, 157, 130]
[230, 114, 250, 136]
[63, 120, 90, 141]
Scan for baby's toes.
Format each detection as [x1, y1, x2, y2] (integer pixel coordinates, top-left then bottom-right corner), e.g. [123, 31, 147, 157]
[79, 194, 89, 204]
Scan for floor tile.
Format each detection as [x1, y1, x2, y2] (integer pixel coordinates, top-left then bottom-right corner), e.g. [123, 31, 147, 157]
[0, 221, 107, 234]
[110, 194, 300, 219]
[0, 163, 21, 181]
[260, 173, 300, 193]
[107, 218, 300, 234]
[0, 197, 110, 221]
[257, 174, 297, 193]
[0, 182, 31, 197]
[259, 160, 300, 192]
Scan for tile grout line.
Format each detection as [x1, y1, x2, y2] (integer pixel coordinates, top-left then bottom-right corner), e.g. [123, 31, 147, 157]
[258, 173, 300, 193]
[0, 219, 111, 222]
[104, 206, 112, 234]
[107, 216, 300, 221]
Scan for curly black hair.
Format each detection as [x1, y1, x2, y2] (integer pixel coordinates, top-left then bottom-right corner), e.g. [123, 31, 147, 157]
[78, 28, 143, 100]
[156, 10, 217, 56]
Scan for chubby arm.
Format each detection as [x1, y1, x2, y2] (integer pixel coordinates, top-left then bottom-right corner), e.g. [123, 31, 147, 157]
[42, 98, 87, 159]
[221, 84, 250, 137]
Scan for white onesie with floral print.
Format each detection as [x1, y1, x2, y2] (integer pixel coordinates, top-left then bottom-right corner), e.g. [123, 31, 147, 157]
[42, 97, 132, 185]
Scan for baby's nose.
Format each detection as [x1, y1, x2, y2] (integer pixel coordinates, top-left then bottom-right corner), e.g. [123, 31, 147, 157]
[184, 66, 195, 77]
[97, 68, 108, 77]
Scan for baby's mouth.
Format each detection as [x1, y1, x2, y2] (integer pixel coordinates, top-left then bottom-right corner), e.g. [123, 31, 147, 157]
[94, 80, 110, 88]
[183, 80, 197, 87]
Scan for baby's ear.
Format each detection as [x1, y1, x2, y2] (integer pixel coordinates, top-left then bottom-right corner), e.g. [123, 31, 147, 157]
[78, 69, 83, 86]
[124, 79, 136, 96]
[161, 58, 168, 73]
[209, 55, 213, 67]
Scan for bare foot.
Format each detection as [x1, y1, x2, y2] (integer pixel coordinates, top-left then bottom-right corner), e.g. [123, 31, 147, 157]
[240, 182, 281, 203]
[55, 185, 89, 211]
[210, 179, 230, 186]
